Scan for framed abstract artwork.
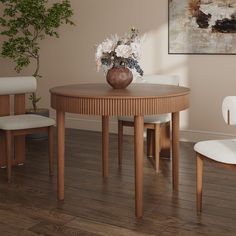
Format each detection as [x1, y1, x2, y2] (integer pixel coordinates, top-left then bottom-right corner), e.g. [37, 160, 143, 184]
[168, 0, 236, 54]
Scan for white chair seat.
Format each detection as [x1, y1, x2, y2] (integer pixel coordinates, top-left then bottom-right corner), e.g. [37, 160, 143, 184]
[194, 139, 236, 165]
[118, 114, 171, 124]
[0, 114, 55, 131]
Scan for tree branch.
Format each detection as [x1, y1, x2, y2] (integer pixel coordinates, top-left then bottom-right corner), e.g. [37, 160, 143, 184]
[33, 55, 40, 78]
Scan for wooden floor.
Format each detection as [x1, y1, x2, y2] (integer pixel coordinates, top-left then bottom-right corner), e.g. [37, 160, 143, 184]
[0, 129, 236, 236]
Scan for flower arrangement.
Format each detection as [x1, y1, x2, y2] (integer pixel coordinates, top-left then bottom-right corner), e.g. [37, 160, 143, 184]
[95, 28, 144, 77]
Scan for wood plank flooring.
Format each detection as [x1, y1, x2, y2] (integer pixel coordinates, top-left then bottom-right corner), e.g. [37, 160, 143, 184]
[0, 128, 236, 235]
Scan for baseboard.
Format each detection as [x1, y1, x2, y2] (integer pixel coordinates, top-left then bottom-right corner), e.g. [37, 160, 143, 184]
[52, 116, 236, 142]
[180, 129, 236, 142]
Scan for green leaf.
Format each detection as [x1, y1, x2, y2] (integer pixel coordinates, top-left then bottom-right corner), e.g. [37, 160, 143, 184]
[35, 97, 42, 103]
[0, 0, 75, 72]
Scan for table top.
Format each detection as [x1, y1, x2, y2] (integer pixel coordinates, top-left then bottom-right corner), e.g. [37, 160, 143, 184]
[50, 83, 190, 99]
[50, 83, 190, 116]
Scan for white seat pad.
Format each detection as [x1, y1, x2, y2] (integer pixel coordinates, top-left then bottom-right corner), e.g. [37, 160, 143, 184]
[194, 139, 236, 165]
[0, 114, 55, 131]
[118, 114, 171, 124]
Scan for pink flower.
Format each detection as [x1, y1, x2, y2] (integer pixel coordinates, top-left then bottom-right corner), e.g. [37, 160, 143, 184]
[96, 59, 102, 71]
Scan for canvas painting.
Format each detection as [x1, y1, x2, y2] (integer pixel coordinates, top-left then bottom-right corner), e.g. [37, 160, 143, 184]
[169, 0, 236, 54]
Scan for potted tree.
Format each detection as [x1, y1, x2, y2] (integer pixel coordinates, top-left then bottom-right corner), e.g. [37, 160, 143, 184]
[0, 0, 74, 139]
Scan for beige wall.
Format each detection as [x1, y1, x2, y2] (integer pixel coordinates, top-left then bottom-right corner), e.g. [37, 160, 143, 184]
[1, 0, 236, 141]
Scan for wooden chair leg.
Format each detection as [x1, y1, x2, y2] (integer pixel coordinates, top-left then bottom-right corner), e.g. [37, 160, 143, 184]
[118, 120, 123, 165]
[0, 132, 7, 167]
[154, 124, 160, 172]
[5, 131, 12, 183]
[147, 129, 154, 158]
[48, 126, 54, 176]
[14, 136, 25, 165]
[160, 122, 171, 158]
[196, 153, 203, 213]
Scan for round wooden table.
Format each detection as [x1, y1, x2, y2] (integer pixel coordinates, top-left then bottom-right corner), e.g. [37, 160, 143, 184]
[50, 83, 190, 218]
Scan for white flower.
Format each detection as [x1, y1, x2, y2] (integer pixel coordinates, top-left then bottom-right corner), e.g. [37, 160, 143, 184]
[95, 29, 144, 76]
[110, 34, 119, 44]
[115, 45, 132, 58]
[130, 42, 141, 60]
[95, 44, 103, 60]
[101, 39, 114, 53]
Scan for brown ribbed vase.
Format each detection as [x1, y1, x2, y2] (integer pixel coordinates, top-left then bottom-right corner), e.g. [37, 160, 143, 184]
[106, 67, 133, 89]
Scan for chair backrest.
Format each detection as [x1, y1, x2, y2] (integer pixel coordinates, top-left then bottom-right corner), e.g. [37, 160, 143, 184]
[222, 96, 236, 125]
[0, 76, 36, 95]
[136, 74, 180, 86]
[0, 76, 36, 117]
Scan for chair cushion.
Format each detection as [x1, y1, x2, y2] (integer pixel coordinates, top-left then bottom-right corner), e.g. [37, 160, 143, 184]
[194, 139, 236, 164]
[118, 114, 171, 124]
[0, 114, 55, 131]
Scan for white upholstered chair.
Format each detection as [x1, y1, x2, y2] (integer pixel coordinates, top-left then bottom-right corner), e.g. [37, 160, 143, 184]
[195, 96, 236, 212]
[118, 74, 180, 172]
[0, 76, 55, 182]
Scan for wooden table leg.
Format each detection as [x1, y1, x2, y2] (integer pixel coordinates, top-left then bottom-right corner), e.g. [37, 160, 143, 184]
[102, 115, 109, 178]
[57, 110, 65, 201]
[134, 115, 144, 218]
[172, 112, 180, 191]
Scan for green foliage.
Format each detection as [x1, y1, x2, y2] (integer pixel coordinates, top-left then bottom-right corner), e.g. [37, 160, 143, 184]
[0, 0, 74, 110]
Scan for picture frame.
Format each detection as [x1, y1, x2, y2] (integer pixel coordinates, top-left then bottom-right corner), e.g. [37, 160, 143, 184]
[168, 0, 236, 55]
